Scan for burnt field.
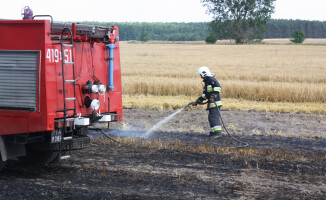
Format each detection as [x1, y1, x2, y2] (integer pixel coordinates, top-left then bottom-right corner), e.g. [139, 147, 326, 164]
[1, 108, 326, 199]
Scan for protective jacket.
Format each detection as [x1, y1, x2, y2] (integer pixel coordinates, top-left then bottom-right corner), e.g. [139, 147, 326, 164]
[196, 76, 222, 110]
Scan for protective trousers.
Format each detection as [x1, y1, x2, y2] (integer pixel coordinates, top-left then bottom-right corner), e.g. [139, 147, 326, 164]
[208, 107, 222, 134]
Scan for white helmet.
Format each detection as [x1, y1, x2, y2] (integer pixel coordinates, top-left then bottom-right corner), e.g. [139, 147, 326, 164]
[196, 66, 214, 77]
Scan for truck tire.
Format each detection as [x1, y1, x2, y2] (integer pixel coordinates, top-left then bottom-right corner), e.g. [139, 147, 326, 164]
[0, 152, 6, 171]
[39, 151, 60, 165]
[24, 150, 59, 166]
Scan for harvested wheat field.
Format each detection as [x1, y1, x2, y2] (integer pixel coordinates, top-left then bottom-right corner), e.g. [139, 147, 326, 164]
[121, 41, 326, 113]
[1, 42, 325, 199]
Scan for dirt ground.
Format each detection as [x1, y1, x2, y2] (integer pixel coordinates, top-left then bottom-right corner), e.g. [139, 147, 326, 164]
[1, 108, 325, 199]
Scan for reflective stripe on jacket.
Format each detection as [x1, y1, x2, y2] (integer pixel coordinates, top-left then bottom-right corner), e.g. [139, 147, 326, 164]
[209, 101, 223, 108]
[196, 76, 222, 109]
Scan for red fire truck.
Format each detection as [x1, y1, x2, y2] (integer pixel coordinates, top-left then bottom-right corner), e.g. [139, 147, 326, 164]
[0, 11, 123, 170]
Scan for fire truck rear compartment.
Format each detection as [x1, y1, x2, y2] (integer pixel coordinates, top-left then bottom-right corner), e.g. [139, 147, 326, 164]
[0, 19, 122, 167]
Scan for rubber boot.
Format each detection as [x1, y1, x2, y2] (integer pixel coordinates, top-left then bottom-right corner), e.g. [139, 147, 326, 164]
[209, 131, 222, 138]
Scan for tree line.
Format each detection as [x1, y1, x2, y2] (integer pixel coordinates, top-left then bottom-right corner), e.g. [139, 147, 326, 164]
[84, 22, 209, 41]
[83, 20, 326, 41]
[264, 19, 326, 39]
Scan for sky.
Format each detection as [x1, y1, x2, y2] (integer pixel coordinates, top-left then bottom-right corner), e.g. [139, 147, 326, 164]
[0, 0, 325, 22]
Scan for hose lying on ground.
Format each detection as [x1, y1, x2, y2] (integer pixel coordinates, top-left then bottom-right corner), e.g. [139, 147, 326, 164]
[190, 101, 249, 148]
[89, 128, 120, 144]
[217, 107, 249, 148]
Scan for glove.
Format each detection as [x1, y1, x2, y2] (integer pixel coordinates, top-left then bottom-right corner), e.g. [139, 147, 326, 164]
[193, 99, 202, 106]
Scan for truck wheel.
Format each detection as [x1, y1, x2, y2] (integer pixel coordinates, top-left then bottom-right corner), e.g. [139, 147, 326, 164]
[24, 150, 59, 166]
[40, 151, 60, 165]
[0, 152, 6, 171]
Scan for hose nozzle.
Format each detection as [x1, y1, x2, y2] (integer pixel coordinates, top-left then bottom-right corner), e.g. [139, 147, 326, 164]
[184, 101, 194, 110]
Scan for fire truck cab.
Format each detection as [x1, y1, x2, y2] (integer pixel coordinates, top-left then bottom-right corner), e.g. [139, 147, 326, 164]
[0, 15, 123, 170]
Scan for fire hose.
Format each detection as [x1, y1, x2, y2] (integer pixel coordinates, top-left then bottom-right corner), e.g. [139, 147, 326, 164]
[186, 101, 249, 148]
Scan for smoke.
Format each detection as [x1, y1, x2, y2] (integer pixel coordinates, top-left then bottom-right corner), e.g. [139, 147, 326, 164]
[89, 126, 147, 139]
[106, 129, 146, 138]
[88, 107, 186, 140]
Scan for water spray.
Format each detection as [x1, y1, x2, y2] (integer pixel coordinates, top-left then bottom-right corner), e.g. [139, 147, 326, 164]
[97, 101, 249, 148]
[140, 103, 193, 139]
[142, 100, 249, 148]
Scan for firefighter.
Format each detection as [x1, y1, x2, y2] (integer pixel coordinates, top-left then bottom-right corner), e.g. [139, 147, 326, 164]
[193, 66, 222, 138]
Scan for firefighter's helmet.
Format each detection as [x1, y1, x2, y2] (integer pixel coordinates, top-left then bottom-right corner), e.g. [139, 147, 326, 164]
[22, 6, 33, 20]
[196, 66, 214, 77]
